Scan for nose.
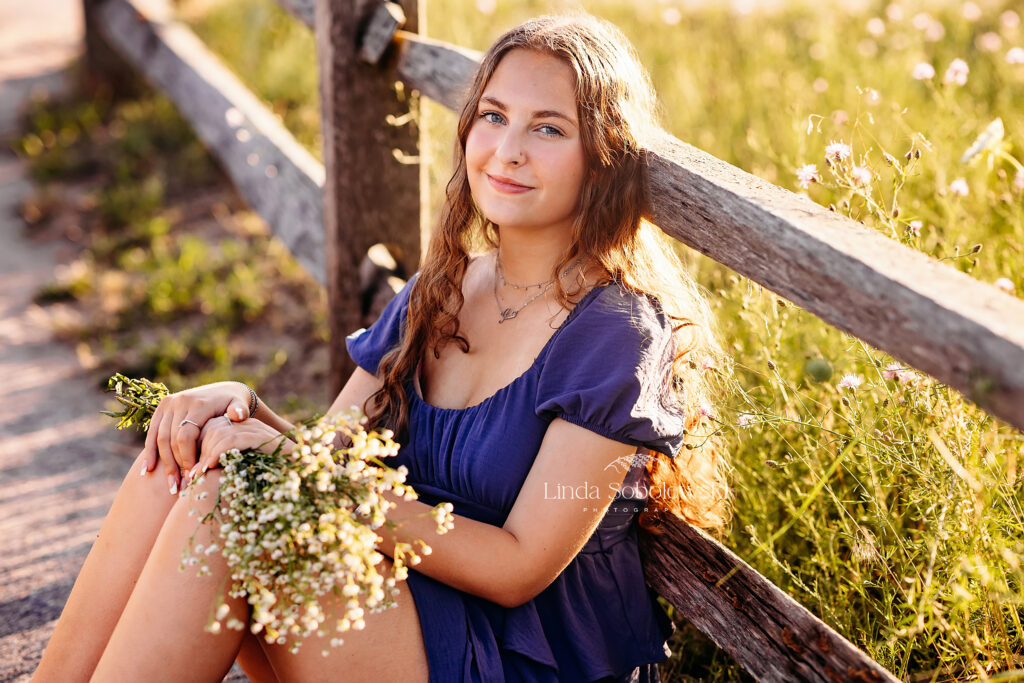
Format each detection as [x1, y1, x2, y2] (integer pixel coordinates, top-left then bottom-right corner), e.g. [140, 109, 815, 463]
[495, 128, 525, 166]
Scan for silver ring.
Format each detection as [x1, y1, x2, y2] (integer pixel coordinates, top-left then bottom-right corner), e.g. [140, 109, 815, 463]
[224, 415, 233, 426]
[179, 418, 201, 429]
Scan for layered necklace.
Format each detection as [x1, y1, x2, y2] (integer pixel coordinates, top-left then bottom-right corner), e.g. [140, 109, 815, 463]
[493, 250, 583, 324]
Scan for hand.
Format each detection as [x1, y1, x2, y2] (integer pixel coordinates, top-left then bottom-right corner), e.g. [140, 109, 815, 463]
[140, 381, 253, 494]
[190, 416, 289, 483]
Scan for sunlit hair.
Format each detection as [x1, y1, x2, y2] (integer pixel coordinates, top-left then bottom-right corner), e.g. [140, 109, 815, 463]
[362, 13, 732, 538]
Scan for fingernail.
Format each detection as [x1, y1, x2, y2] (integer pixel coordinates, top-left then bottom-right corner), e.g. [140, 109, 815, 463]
[189, 464, 200, 481]
[234, 407, 244, 420]
[140, 464, 148, 477]
[168, 477, 178, 495]
[201, 463, 209, 474]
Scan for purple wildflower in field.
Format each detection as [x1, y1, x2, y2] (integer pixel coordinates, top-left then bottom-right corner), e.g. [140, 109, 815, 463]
[944, 58, 969, 86]
[796, 164, 819, 188]
[949, 177, 969, 197]
[908, 220, 923, 236]
[838, 373, 864, 390]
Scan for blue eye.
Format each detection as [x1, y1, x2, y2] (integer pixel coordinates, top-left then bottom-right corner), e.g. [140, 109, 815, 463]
[477, 111, 564, 138]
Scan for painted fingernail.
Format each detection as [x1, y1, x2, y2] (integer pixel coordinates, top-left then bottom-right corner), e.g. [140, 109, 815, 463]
[168, 476, 178, 495]
[140, 464, 148, 477]
[188, 464, 200, 481]
[234, 407, 244, 420]
[201, 463, 209, 474]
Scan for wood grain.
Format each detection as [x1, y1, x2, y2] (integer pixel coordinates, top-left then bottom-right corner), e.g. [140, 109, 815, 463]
[640, 518, 899, 682]
[315, 0, 423, 393]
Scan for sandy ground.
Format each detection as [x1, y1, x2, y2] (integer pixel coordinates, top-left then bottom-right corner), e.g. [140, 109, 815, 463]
[0, 2, 254, 679]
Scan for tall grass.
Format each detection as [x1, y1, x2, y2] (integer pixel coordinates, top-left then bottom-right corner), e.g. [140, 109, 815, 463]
[88, 0, 1024, 678]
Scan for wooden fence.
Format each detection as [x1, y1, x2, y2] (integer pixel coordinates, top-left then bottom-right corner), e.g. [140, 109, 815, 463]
[81, 0, 1024, 680]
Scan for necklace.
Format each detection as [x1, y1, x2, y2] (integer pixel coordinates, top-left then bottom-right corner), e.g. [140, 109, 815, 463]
[493, 251, 582, 324]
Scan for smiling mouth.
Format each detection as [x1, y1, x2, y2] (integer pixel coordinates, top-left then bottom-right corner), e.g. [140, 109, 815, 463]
[486, 174, 533, 193]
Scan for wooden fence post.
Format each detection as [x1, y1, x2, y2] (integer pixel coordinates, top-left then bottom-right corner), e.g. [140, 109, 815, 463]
[315, 0, 423, 394]
[81, 0, 145, 97]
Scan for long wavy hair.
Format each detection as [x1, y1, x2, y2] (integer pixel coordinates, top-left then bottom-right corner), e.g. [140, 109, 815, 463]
[361, 13, 732, 538]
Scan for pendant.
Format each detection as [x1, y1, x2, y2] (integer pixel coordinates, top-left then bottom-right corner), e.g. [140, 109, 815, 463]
[499, 308, 518, 323]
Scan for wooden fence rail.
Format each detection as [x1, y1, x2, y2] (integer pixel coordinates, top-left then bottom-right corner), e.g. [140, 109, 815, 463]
[81, 0, 1024, 680]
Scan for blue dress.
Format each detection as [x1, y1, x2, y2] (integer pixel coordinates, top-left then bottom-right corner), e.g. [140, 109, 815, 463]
[346, 272, 681, 682]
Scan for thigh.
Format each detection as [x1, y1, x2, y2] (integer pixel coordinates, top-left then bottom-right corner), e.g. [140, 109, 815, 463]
[258, 554, 429, 683]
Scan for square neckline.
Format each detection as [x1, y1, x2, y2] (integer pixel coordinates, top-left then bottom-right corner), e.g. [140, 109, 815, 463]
[410, 281, 611, 413]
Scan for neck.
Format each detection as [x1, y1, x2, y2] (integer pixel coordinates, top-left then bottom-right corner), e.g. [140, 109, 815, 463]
[494, 226, 575, 286]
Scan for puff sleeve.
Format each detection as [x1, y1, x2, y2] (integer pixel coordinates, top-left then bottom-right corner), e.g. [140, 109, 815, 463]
[345, 272, 419, 376]
[535, 284, 686, 458]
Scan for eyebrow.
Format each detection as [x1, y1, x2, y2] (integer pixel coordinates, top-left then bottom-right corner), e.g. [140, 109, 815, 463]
[479, 96, 577, 127]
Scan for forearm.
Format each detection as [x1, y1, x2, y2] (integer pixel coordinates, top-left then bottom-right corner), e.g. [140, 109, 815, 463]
[375, 490, 529, 607]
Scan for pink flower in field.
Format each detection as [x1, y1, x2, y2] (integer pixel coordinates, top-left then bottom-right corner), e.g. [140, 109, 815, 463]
[698, 402, 716, 420]
[897, 369, 917, 384]
[1014, 170, 1024, 192]
[867, 17, 886, 36]
[885, 4, 903, 22]
[882, 363, 903, 380]
[851, 166, 873, 186]
[949, 177, 970, 197]
[1007, 47, 1024, 65]
[736, 413, 756, 428]
[908, 220, 923, 236]
[826, 140, 852, 162]
[961, 2, 982, 22]
[977, 32, 1002, 52]
[944, 58, 969, 86]
[700, 354, 716, 371]
[838, 374, 864, 390]
[995, 277, 1015, 294]
[1002, 11, 1021, 30]
[796, 164, 820, 188]
[912, 62, 936, 80]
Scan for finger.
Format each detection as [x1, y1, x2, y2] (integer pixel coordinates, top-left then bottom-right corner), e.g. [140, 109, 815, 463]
[154, 409, 180, 496]
[171, 410, 201, 476]
[140, 398, 167, 476]
[226, 397, 248, 422]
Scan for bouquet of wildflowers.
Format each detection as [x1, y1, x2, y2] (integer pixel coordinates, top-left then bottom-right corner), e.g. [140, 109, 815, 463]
[105, 374, 455, 655]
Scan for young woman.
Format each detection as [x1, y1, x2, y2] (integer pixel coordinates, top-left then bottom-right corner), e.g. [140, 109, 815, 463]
[35, 13, 730, 683]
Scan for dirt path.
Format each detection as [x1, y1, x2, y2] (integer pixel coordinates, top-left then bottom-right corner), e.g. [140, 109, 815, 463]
[0, 6, 253, 680]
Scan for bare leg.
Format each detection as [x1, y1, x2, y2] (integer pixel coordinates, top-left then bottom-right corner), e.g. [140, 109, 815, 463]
[259, 554, 429, 683]
[34, 452, 180, 682]
[91, 468, 248, 682]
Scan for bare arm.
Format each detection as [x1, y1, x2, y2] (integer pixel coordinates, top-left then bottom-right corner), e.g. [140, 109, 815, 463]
[374, 418, 637, 608]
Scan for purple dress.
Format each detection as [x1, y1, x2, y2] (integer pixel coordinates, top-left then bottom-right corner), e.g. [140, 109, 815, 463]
[346, 272, 681, 682]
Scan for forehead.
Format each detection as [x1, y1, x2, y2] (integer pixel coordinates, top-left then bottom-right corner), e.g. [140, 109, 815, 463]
[482, 49, 578, 116]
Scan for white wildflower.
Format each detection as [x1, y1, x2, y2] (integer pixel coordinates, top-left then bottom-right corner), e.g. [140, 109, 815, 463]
[838, 374, 864, 390]
[995, 278, 1015, 294]
[796, 164, 820, 188]
[949, 177, 970, 197]
[851, 166, 873, 186]
[825, 140, 852, 162]
[944, 58, 969, 86]
[911, 62, 935, 80]
[1007, 47, 1024, 65]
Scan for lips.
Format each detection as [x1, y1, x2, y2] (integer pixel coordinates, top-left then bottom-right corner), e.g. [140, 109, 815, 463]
[486, 174, 533, 193]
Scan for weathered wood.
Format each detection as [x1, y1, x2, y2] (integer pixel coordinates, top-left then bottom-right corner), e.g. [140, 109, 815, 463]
[316, 0, 422, 394]
[93, 0, 327, 283]
[640, 518, 898, 682]
[359, 1, 406, 65]
[647, 134, 1024, 431]
[81, 0, 146, 98]
[394, 32, 481, 112]
[276, 0, 315, 29]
